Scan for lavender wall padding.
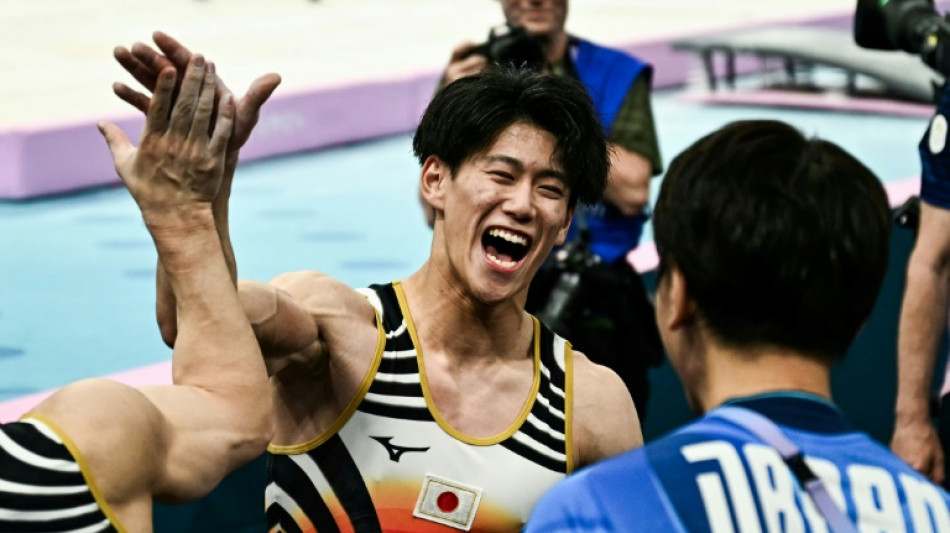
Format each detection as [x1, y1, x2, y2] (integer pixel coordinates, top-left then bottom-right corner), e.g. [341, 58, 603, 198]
[0, 11, 857, 199]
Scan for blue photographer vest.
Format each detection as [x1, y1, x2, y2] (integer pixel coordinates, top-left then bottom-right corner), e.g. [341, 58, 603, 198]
[565, 38, 651, 264]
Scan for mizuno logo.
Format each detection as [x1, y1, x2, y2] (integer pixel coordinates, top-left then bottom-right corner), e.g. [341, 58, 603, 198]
[371, 436, 430, 462]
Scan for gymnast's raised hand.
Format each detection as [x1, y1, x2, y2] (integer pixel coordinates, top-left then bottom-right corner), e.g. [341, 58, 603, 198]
[101, 54, 233, 212]
[0, 54, 271, 533]
[112, 33, 282, 343]
[112, 31, 280, 159]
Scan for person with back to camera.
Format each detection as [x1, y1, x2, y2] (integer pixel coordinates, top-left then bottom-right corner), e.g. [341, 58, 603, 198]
[437, 0, 666, 423]
[0, 55, 275, 532]
[526, 118, 950, 531]
[891, 83, 950, 490]
[111, 32, 641, 532]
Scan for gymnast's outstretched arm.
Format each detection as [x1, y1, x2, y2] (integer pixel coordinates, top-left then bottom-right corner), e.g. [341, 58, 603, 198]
[23, 56, 272, 531]
[113, 33, 348, 377]
[112, 31, 281, 347]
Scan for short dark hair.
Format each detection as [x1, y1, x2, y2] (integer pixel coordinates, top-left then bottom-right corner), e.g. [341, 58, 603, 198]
[653, 120, 890, 359]
[412, 66, 608, 207]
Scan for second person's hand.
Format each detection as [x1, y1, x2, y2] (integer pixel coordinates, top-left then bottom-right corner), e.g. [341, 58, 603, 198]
[113, 31, 280, 158]
[99, 55, 235, 213]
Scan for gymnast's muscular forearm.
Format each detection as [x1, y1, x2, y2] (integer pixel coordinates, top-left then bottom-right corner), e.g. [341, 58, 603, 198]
[236, 279, 321, 375]
[145, 205, 262, 389]
[157, 154, 239, 346]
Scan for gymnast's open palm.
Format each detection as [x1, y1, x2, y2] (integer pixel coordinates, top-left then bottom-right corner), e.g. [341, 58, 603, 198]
[99, 55, 234, 212]
[113, 31, 280, 158]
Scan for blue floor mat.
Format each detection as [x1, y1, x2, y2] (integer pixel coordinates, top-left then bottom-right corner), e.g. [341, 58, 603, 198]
[0, 89, 928, 402]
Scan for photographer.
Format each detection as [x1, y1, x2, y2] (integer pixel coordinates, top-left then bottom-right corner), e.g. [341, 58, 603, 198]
[435, 0, 665, 421]
[892, 83, 950, 487]
[853, 0, 950, 488]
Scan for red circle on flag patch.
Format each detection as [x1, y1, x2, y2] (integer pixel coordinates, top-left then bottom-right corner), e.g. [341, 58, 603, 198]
[437, 491, 460, 513]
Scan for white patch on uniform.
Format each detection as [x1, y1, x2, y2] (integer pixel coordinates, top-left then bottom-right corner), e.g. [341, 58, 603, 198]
[413, 474, 483, 531]
[930, 114, 948, 154]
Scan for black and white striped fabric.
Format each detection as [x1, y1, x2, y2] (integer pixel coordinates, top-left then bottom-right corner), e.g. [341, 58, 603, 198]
[358, 282, 572, 472]
[0, 417, 118, 532]
[266, 281, 574, 532]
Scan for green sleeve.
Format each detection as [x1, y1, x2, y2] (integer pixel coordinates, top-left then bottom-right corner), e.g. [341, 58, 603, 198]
[609, 74, 663, 176]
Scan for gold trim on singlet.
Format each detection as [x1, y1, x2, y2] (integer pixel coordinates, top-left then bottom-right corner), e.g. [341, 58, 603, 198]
[392, 280, 542, 446]
[19, 414, 129, 533]
[564, 341, 575, 474]
[267, 307, 387, 455]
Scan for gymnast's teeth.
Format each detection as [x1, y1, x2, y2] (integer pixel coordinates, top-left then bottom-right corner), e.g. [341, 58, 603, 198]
[488, 228, 528, 246]
[487, 253, 517, 268]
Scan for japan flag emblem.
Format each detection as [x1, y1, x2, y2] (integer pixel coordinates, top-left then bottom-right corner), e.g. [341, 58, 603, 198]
[413, 474, 483, 531]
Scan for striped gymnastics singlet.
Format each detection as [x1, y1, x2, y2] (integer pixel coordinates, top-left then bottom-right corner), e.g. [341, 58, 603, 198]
[0, 417, 120, 532]
[265, 281, 575, 532]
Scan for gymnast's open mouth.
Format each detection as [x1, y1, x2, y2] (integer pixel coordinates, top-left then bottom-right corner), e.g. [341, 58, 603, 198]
[482, 226, 532, 271]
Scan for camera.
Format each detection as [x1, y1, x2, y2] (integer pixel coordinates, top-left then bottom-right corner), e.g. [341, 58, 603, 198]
[533, 229, 601, 332]
[894, 195, 921, 232]
[464, 23, 547, 72]
[854, 0, 950, 76]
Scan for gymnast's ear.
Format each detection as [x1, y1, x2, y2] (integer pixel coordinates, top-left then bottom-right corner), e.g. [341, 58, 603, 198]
[420, 155, 449, 211]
